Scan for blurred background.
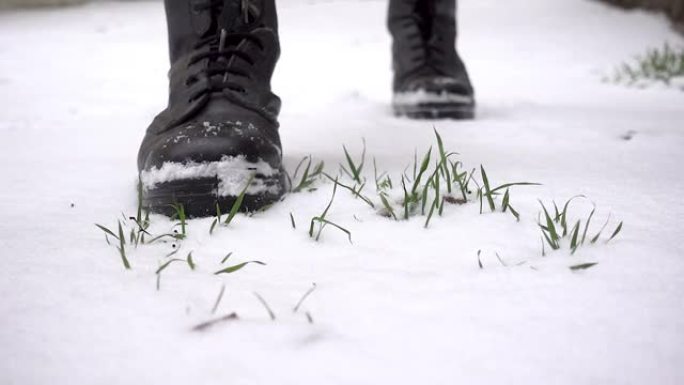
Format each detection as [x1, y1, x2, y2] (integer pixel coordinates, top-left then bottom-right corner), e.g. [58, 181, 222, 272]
[1, 0, 682, 33]
[0, 0, 681, 26]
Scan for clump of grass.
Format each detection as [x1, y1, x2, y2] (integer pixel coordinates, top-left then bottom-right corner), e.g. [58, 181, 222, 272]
[365, 129, 534, 227]
[291, 156, 325, 193]
[607, 42, 684, 88]
[538, 197, 623, 255]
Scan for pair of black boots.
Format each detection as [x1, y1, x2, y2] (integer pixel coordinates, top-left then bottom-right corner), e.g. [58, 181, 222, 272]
[138, 0, 474, 217]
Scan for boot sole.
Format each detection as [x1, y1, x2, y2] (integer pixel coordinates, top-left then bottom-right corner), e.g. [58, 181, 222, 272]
[393, 102, 475, 120]
[142, 171, 289, 218]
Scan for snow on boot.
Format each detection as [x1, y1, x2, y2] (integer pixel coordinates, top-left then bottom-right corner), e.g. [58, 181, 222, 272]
[388, 0, 475, 119]
[138, 0, 288, 217]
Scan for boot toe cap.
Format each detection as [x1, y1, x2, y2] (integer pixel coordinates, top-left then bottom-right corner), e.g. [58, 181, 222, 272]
[140, 119, 282, 171]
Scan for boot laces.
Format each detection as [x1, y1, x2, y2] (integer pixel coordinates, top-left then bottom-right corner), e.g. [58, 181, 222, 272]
[403, 1, 446, 74]
[186, 0, 264, 102]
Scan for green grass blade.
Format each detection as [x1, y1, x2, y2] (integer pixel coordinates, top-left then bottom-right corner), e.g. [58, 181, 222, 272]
[155, 258, 183, 275]
[411, 147, 432, 195]
[480, 165, 496, 212]
[220, 252, 233, 264]
[379, 193, 397, 220]
[569, 220, 581, 253]
[342, 145, 361, 183]
[320, 178, 339, 219]
[581, 207, 596, 245]
[95, 224, 119, 240]
[225, 175, 254, 225]
[424, 199, 437, 228]
[569, 262, 599, 271]
[433, 128, 452, 194]
[186, 252, 195, 270]
[312, 217, 353, 244]
[507, 204, 520, 221]
[292, 156, 309, 182]
[292, 156, 312, 192]
[401, 176, 410, 220]
[591, 214, 612, 244]
[253, 292, 276, 321]
[211, 284, 226, 314]
[539, 201, 559, 242]
[501, 188, 510, 212]
[117, 220, 131, 269]
[323, 173, 375, 208]
[606, 221, 623, 243]
[214, 261, 266, 275]
[489, 182, 541, 194]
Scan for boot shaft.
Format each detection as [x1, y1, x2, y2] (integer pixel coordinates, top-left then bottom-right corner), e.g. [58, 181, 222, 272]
[388, 0, 469, 90]
[148, 0, 282, 136]
[164, 0, 279, 64]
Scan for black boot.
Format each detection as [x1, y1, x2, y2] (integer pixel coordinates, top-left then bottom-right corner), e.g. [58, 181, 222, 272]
[138, 0, 288, 217]
[388, 0, 475, 119]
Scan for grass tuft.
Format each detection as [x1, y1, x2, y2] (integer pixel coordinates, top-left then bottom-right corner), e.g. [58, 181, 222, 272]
[539, 198, 623, 255]
[292, 156, 325, 193]
[607, 43, 684, 89]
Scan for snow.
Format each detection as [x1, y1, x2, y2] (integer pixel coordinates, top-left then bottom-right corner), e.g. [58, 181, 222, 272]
[1, 0, 684, 384]
[140, 155, 281, 196]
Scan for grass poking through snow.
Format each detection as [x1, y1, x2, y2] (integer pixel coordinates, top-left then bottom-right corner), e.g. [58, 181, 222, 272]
[538, 197, 623, 256]
[607, 42, 684, 89]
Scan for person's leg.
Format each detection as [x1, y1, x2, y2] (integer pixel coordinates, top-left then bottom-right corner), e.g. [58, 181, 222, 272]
[388, 0, 474, 119]
[138, 0, 286, 217]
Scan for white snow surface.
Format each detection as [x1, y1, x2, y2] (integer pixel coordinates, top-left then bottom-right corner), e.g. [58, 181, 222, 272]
[1, 1, 684, 384]
[140, 155, 280, 196]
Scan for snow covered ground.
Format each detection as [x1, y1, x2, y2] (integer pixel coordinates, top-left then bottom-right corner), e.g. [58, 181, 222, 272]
[1, 0, 684, 384]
